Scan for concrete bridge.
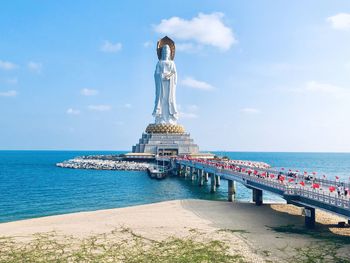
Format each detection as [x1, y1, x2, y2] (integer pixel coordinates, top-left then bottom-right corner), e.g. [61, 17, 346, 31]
[162, 157, 350, 228]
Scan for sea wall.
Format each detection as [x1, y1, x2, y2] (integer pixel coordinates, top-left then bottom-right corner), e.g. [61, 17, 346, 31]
[56, 158, 150, 171]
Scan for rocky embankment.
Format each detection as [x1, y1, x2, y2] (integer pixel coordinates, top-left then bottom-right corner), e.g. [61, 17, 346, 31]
[56, 157, 150, 171]
[228, 160, 271, 169]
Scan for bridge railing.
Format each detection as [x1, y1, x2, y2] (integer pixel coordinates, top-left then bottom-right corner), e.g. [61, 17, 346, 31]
[285, 188, 350, 209]
[177, 159, 350, 191]
[215, 167, 287, 192]
[179, 160, 288, 191]
[214, 160, 350, 189]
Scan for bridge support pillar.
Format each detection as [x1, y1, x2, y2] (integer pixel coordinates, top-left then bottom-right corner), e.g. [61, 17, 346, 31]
[304, 206, 315, 229]
[215, 175, 221, 187]
[184, 167, 188, 177]
[190, 167, 195, 181]
[198, 170, 204, 186]
[228, 180, 236, 202]
[211, 173, 216, 193]
[252, 188, 263, 206]
[204, 172, 209, 182]
[178, 165, 182, 177]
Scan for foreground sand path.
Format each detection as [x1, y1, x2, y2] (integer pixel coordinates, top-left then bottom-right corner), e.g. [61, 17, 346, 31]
[0, 199, 349, 262]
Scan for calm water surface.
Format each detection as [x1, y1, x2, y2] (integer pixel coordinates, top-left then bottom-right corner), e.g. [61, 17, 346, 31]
[0, 151, 350, 223]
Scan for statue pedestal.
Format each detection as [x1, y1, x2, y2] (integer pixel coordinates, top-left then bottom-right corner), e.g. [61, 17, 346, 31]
[132, 124, 199, 155]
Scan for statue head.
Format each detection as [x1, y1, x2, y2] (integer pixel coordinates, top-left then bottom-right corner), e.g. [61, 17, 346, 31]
[161, 45, 171, 60]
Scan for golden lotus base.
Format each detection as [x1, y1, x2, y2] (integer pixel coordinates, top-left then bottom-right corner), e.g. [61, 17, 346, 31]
[146, 123, 185, 134]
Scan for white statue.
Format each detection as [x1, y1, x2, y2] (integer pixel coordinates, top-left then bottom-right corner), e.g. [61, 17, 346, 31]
[153, 44, 178, 124]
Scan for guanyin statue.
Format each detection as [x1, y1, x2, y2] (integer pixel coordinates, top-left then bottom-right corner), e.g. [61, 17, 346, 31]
[152, 37, 178, 124]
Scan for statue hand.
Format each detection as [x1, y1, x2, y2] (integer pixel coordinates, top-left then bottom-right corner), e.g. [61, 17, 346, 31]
[164, 72, 173, 80]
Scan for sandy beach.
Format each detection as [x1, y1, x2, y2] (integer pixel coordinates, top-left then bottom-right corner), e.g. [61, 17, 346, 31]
[0, 199, 349, 262]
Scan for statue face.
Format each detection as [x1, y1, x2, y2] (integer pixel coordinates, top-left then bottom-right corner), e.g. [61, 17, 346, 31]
[161, 45, 171, 60]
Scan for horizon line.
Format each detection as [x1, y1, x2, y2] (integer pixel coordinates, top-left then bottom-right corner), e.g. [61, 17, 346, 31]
[1, 149, 350, 154]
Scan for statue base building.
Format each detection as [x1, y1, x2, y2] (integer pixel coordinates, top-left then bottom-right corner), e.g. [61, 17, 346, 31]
[132, 123, 199, 156]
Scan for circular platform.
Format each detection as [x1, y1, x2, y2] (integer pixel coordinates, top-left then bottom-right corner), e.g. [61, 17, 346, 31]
[145, 123, 185, 134]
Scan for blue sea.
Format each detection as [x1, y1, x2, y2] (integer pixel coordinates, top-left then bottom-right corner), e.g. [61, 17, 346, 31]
[0, 151, 350, 223]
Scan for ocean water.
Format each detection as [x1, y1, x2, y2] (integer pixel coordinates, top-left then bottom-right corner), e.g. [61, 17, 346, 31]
[0, 151, 350, 223]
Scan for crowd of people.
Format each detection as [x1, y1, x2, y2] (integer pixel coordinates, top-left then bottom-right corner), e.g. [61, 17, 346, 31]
[176, 156, 350, 199]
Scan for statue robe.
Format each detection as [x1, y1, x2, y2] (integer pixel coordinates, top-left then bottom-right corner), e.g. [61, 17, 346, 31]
[153, 59, 178, 124]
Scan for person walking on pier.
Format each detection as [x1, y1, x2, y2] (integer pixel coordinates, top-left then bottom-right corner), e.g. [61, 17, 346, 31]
[337, 185, 341, 197]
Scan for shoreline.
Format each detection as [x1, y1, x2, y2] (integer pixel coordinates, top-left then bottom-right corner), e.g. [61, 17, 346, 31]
[0, 199, 288, 225]
[1, 199, 348, 231]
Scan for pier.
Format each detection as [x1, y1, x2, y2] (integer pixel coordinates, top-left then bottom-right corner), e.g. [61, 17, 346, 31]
[162, 156, 350, 228]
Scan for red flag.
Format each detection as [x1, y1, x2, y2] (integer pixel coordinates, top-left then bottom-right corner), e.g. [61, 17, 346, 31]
[304, 171, 308, 174]
[312, 172, 317, 175]
[312, 183, 320, 189]
[279, 176, 285, 181]
[335, 176, 339, 180]
[288, 178, 294, 183]
[300, 181, 305, 186]
[270, 174, 275, 178]
[329, 186, 336, 192]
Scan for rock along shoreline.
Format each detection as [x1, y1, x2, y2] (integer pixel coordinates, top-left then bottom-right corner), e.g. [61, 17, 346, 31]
[56, 155, 150, 171]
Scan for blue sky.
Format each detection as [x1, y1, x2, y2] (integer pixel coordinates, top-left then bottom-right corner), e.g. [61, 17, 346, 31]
[1, 0, 350, 151]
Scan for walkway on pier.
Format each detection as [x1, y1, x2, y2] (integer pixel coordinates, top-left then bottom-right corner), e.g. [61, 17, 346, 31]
[169, 157, 350, 228]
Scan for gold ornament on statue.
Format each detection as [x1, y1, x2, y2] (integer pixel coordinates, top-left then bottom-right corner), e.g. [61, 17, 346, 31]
[157, 36, 176, 61]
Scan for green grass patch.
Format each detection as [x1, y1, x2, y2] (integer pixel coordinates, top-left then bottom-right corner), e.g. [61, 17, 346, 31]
[287, 242, 350, 263]
[0, 228, 246, 263]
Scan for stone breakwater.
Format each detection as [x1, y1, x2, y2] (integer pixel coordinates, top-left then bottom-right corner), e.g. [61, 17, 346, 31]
[56, 158, 150, 171]
[227, 160, 271, 169]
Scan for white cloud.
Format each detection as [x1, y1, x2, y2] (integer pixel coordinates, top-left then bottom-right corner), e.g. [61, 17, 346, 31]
[240, 108, 261, 114]
[186, 104, 199, 111]
[290, 81, 350, 99]
[181, 76, 214, 90]
[178, 104, 199, 119]
[0, 90, 18, 97]
[154, 12, 236, 51]
[100, 41, 122, 53]
[124, 103, 132, 109]
[27, 61, 42, 73]
[143, 41, 153, 48]
[88, 104, 112, 111]
[176, 43, 203, 53]
[305, 81, 349, 98]
[327, 13, 350, 30]
[0, 60, 18, 70]
[81, 88, 99, 96]
[66, 108, 80, 115]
